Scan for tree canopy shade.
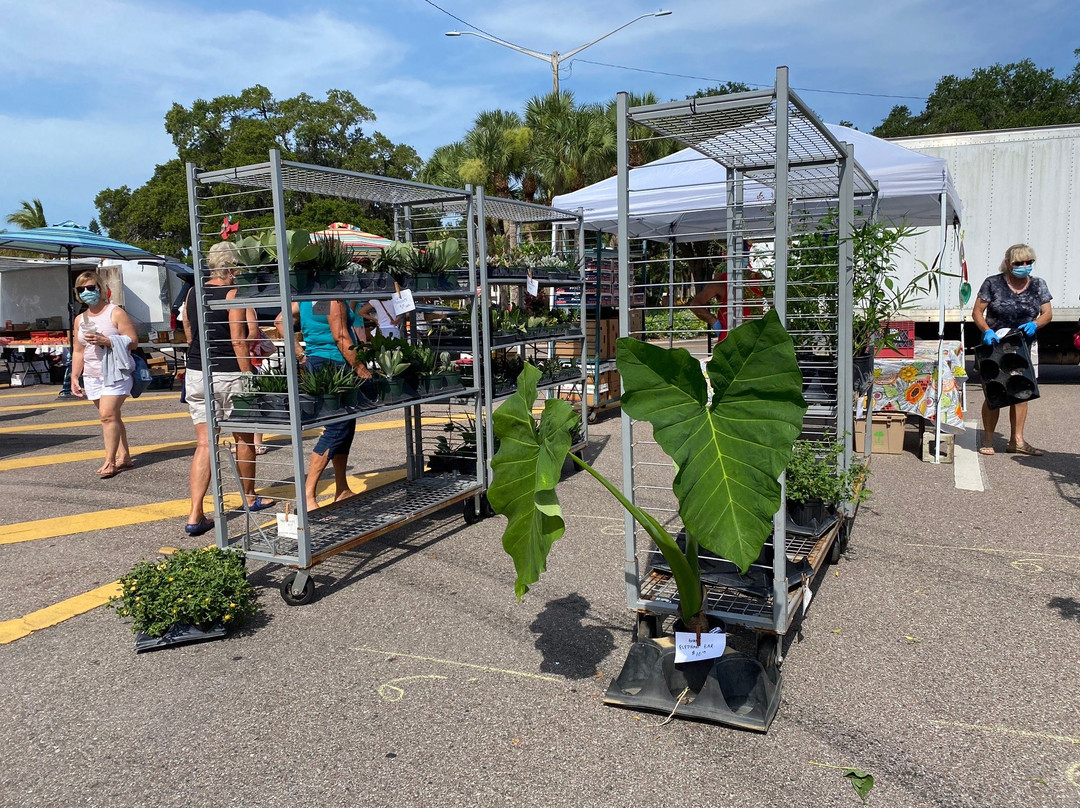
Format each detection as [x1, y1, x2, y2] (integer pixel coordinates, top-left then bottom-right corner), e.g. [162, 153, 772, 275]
[873, 51, 1080, 137]
[94, 85, 421, 257]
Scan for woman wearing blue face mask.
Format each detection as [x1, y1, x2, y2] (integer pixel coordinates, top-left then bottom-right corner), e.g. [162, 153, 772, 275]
[972, 243, 1053, 456]
[70, 270, 139, 478]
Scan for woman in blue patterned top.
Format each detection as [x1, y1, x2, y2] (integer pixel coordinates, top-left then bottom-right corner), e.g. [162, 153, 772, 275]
[972, 243, 1053, 456]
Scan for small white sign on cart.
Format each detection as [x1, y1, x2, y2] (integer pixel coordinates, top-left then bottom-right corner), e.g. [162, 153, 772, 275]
[673, 628, 727, 663]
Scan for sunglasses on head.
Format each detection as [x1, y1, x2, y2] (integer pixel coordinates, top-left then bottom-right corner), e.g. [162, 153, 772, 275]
[1011, 260, 1033, 267]
[76, 284, 99, 292]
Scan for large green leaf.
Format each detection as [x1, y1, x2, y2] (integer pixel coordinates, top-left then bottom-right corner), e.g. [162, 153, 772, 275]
[487, 364, 580, 599]
[618, 309, 807, 572]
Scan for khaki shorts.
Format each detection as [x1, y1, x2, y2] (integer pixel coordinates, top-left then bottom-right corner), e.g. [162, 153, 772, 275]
[186, 369, 245, 425]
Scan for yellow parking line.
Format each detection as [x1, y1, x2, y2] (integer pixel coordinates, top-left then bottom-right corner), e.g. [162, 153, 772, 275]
[0, 412, 188, 434]
[0, 582, 121, 645]
[0, 470, 405, 644]
[0, 394, 180, 413]
[0, 470, 406, 545]
[0, 389, 81, 400]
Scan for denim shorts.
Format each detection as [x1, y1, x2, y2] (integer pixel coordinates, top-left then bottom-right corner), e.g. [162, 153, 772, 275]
[307, 355, 357, 458]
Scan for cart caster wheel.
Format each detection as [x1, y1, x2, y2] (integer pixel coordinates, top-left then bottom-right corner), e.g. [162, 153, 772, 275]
[635, 613, 662, 641]
[830, 521, 852, 564]
[587, 412, 598, 424]
[463, 499, 482, 524]
[280, 573, 315, 606]
[481, 494, 496, 518]
[755, 634, 780, 669]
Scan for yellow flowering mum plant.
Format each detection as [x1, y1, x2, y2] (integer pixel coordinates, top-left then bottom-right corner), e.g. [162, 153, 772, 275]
[109, 547, 257, 638]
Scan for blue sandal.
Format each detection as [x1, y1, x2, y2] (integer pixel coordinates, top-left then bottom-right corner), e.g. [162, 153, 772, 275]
[184, 516, 214, 536]
[245, 496, 276, 512]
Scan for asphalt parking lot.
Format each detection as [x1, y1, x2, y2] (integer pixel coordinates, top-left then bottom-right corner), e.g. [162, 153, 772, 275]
[1, 369, 1078, 808]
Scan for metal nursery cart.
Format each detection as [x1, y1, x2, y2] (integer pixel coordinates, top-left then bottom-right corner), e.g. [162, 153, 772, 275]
[613, 68, 878, 658]
[473, 189, 590, 478]
[185, 151, 486, 604]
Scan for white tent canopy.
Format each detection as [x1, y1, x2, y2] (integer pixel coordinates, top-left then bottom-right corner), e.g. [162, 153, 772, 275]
[552, 123, 962, 240]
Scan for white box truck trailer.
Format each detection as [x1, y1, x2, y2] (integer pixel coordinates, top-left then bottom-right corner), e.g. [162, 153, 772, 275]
[889, 124, 1080, 364]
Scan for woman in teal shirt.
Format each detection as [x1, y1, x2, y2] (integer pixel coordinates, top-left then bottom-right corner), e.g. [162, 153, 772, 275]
[278, 300, 370, 511]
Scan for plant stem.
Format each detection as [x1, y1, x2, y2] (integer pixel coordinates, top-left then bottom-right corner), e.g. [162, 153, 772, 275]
[568, 453, 703, 619]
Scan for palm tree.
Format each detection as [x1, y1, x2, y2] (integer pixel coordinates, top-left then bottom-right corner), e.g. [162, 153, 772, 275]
[5, 198, 47, 229]
[419, 142, 470, 189]
[526, 92, 613, 202]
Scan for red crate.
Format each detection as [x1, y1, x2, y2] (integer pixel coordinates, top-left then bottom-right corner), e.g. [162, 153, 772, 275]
[875, 319, 915, 358]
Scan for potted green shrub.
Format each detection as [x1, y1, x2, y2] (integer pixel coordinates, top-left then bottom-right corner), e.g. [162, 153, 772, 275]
[488, 310, 806, 635]
[108, 547, 258, 652]
[785, 435, 869, 533]
[428, 412, 481, 475]
[306, 235, 352, 292]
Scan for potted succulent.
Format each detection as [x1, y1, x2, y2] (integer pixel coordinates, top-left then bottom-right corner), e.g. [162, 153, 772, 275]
[297, 368, 323, 422]
[428, 412, 481, 475]
[229, 374, 259, 421]
[108, 547, 258, 652]
[234, 228, 320, 297]
[488, 310, 807, 636]
[253, 370, 290, 422]
[373, 348, 411, 403]
[306, 235, 352, 293]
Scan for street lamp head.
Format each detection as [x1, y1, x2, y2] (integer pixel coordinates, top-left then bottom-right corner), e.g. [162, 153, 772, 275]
[653, 10, 673, 16]
[445, 31, 462, 37]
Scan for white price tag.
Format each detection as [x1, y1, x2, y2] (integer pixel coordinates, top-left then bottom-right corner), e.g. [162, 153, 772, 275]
[312, 300, 331, 316]
[391, 289, 416, 316]
[526, 276, 539, 296]
[802, 577, 812, 615]
[276, 512, 298, 540]
[673, 630, 727, 663]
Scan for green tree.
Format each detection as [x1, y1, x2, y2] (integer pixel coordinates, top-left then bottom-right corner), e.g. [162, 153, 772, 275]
[87, 218, 101, 234]
[873, 51, 1080, 137]
[5, 198, 47, 229]
[96, 85, 421, 256]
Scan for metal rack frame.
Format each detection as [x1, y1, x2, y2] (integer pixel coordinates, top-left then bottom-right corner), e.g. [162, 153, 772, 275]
[472, 188, 589, 482]
[185, 150, 486, 601]
[615, 67, 867, 643]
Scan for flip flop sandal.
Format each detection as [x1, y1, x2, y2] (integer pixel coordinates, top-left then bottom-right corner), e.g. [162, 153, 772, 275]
[1007, 441, 1044, 456]
[254, 445, 268, 455]
[977, 446, 995, 456]
[245, 496, 276, 512]
[98, 463, 118, 479]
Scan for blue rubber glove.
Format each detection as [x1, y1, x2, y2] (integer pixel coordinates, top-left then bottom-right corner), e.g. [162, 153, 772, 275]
[1018, 321, 1037, 338]
[981, 330, 1000, 346]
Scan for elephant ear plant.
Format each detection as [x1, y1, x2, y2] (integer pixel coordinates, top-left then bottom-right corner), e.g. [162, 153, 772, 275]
[488, 310, 807, 634]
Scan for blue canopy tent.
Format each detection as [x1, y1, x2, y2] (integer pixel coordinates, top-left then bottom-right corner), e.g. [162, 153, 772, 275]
[0, 222, 159, 396]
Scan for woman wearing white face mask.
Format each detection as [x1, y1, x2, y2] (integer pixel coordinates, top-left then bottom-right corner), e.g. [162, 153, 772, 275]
[972, 243, 1053, 456]
[70, 270, 138, 478]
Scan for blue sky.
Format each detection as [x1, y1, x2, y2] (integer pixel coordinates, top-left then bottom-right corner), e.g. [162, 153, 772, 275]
[1, 0, 1076, 240]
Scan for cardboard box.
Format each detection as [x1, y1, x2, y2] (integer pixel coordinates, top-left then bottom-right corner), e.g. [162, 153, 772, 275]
[558, 370, 619, 407]
[854, 412, 906, 454]
[876, 319, 916, 359]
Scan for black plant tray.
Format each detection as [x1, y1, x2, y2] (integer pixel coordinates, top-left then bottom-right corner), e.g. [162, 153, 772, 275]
[974, 331, 1039, 410]
[604, 637, 782, 732]
[134, 621, 227, 653]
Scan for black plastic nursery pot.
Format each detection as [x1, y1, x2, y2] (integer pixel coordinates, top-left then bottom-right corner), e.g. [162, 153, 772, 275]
[785, 498, 840, 538]
[974, 331, 1040, 410]
[134, 622, 227, 653]
[259, 393, 290, 423]
[604, 636, 782, 732]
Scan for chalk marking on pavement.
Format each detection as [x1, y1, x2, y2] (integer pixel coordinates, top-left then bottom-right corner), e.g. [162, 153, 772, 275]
[353, 646, 561, 683]
[953, 420, 984, 491]
[0, 469, 405, 545]
[0, 394, 180, 413]
[0, 581, 121, 645]
[0, 472, 404, 643]
[930, 719, 1080, 745]
[904, 543, 1080, 562]
[1066, 762, 1080, 789]
[377, 675, 450, 702]
[0, 412, 188, 434]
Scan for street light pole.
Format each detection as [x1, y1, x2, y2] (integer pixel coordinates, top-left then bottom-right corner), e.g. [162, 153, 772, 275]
[446, 11, 671, 95]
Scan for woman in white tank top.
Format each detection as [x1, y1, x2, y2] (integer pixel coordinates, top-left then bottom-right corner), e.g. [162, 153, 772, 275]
[70, 270, 138, 479]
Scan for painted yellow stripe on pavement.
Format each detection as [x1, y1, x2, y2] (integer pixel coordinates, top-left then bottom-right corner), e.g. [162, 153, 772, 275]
[0, 470, 405, 645]
[0, 470, 406, 545]
[0, 411, 188, 434]
[0, 582, 122, 645]
[0, 394, 180, 413]
[0, 416, 457, 471]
